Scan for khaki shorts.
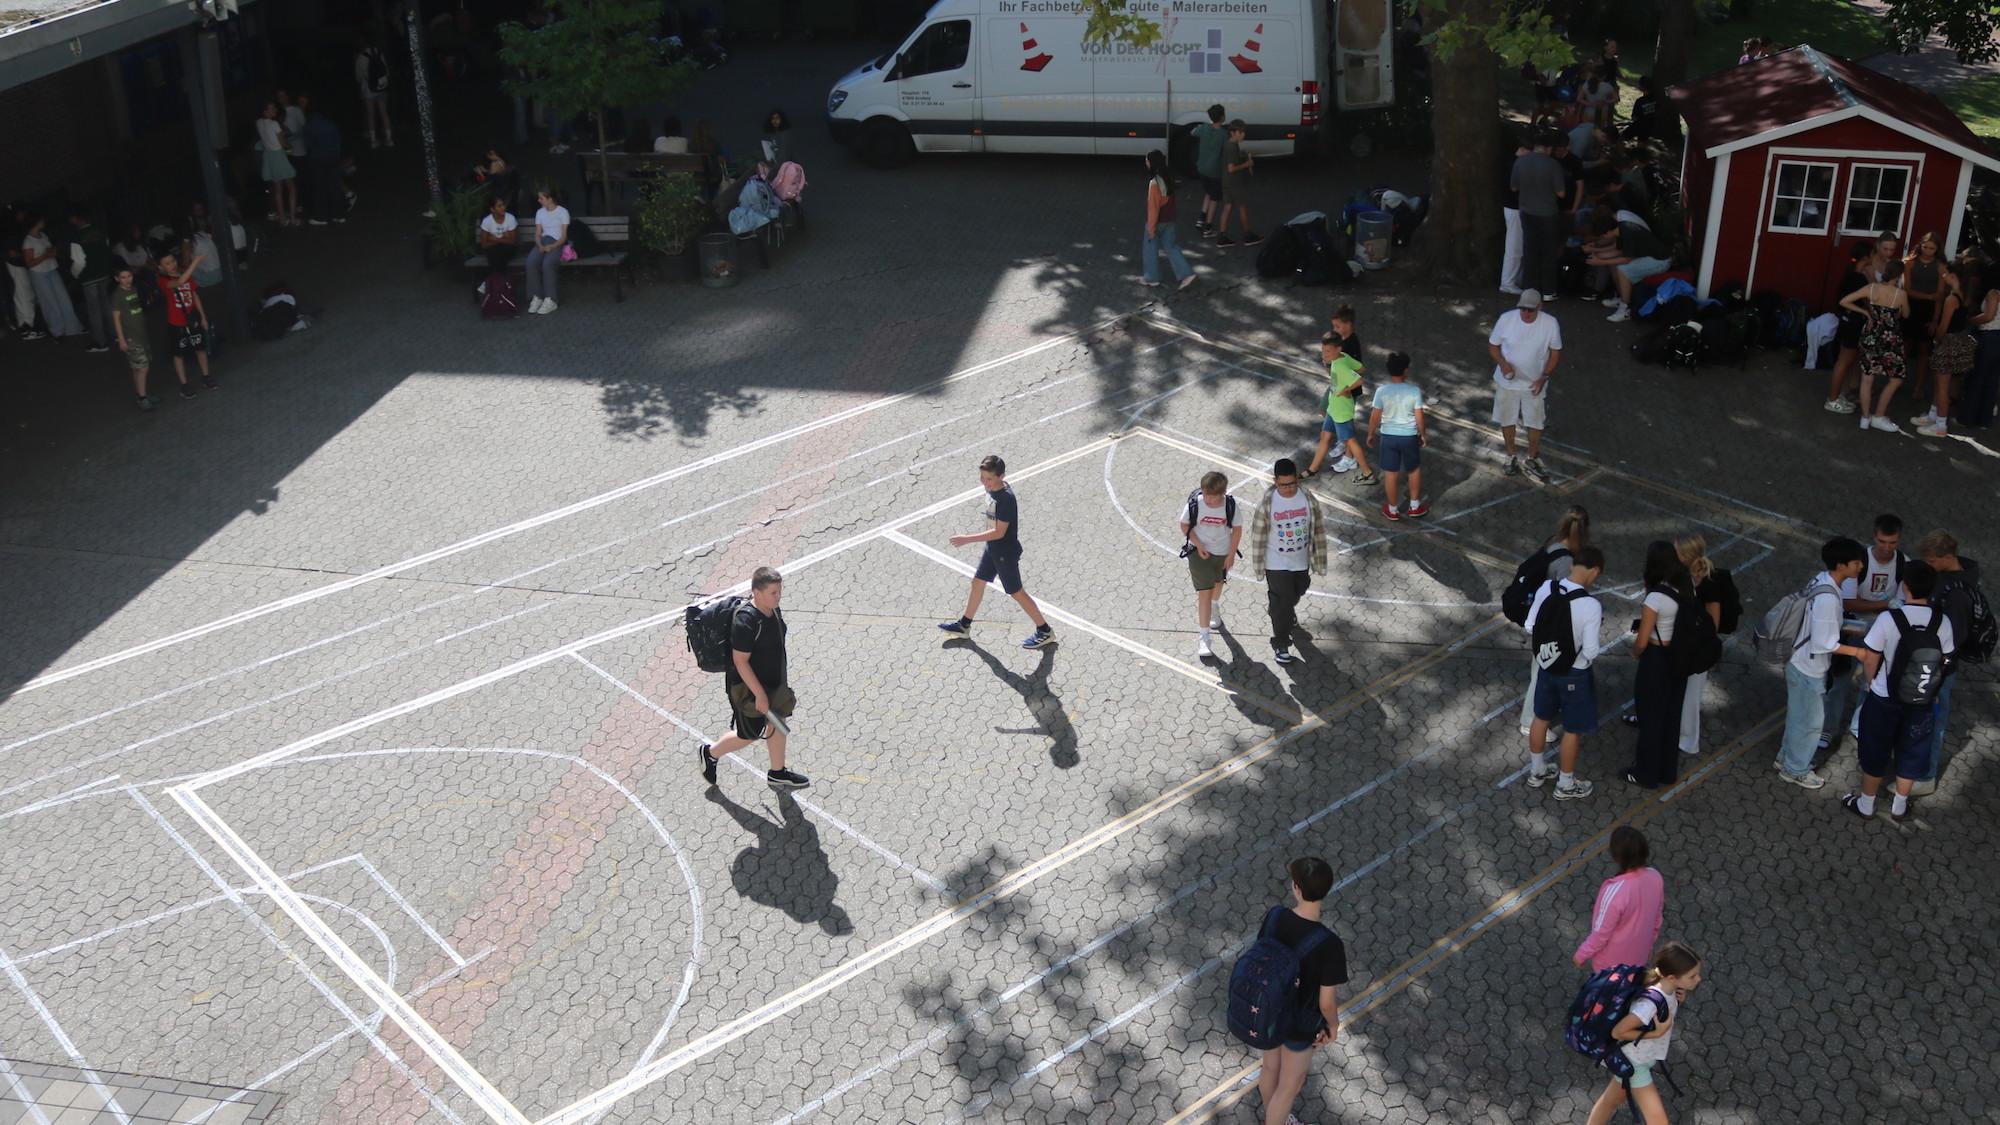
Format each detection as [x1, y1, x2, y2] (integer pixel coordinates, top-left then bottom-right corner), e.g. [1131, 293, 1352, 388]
[1491, 385, 1547, 430]
[1187, 551, 1228, 591]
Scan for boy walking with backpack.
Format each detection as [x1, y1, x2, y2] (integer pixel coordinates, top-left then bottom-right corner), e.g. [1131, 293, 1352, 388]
[1226, 857, 1348, 1125]
[1194, 104, 1227, 237]
[939, 454, 1056, 649]
[1525, 545, 1606, 800]
[1249, 459, 1328, 665]
[1302, 333, 1374, 483]
[697, 567, 810, 790]
[1842, 561, 1954, 821]
[1912, 531, 1993, 795]
[1768, 537, 1869, 789]
[1178, 471, 1242, 660]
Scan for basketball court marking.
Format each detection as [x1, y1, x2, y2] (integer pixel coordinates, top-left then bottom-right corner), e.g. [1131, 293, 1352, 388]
[1164, 708, 1787, 1125]
[14, 310, 1147, 695]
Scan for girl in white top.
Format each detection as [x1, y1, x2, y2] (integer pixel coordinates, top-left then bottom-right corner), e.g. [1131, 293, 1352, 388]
[1671, 535, 1723, 754]
[1585, 942, 1703, 1125]
[255, 101, 299, 227]
[1626, 540, 1690, 789]
[476, 196, 520, 280]
[522, 188, 570, 315]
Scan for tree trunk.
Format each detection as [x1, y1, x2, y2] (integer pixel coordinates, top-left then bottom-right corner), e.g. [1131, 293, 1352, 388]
[1653, 0, 1697, 142]
[1423, 0, 1502, 287]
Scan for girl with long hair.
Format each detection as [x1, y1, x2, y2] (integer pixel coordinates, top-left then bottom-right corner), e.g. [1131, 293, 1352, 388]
[1839, 258, 1910, 432]
[1140, 150, 1196, 291]
[1673, 535, 1721, 755]
[1904, 231, 1945, 400]
[1626, 540, 1693, 788]
[1584, 943, 1704, 1125]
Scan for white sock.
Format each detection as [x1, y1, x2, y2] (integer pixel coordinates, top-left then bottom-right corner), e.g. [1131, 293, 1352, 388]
[1531, 751, 1548, 773]
[1891, 793, 1909, 816]
[1559, 771, 1575, 788]
[1856, 792, 1876, 816]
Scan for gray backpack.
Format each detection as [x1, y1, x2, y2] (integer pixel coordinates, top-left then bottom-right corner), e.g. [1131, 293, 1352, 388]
[1753, 579, 1836, 663]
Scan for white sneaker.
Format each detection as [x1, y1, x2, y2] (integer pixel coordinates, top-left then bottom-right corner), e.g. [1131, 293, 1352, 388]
[1209, 603, 1222, 629]
[1196, 634, 1214, 660]
[1858, 415, 1871, 431]
[538, 299, 557, 315]
[1606, 305, 1632, 323]
[1600, 296, 1623, 308]
[1917, 422, 1949, 438]
[1331, 456, 1357, 473]
[527, 297, 546, 314]
[1526, 767, 1552, 788]
[1776, 767, 1827, 790]
[1910, 410, 1937, 426]
[1868, 415, 1900, 433]
[1823, 398, 1857, 415]
[1553, 779, 1594, 800]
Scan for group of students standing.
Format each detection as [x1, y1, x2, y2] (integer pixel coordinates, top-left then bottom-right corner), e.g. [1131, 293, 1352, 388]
[1824, 231, 2000, 438]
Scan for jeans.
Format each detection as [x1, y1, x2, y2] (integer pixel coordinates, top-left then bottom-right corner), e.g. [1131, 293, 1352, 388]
[1519, 211, 1561, 294]
[79, 278, 112, 348]
[1822, 660, 1861, 749]
[1961, 332, 2000, 429]
[27, 269, 81, 337]
[1265, 569, 1310, 649]
[1917, 675, 1952, 782]
[1142, 223, 1192, 284]
[1778, 663, 1826, 777]
[524, 241, 561, 301]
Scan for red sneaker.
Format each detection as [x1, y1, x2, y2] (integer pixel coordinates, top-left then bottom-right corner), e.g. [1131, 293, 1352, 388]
[1381, 503, 1401, 521]
[1406, 499, 1430, 517]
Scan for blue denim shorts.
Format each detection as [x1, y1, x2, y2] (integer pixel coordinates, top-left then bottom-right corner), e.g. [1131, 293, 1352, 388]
[1321, 416, 1355, 443]
[1533, 667, 1600, 734]
[1378, 432, 1421, 472]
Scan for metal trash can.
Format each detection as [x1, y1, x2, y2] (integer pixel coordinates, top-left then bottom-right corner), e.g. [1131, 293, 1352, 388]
[698, 232, 739, 288]
[1355, 210, 1393, 270]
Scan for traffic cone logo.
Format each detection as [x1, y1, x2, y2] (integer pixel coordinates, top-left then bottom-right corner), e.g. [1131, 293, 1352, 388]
[1020, 22, 1052, 72]
[1228, 24, 1263, 73]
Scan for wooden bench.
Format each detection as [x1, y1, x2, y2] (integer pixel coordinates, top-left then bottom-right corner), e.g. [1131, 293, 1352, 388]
[465, 216, 634, 302]
[577, 151, 712, 211]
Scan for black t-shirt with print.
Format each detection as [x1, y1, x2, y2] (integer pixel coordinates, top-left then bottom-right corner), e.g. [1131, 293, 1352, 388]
[726, 603, 786, 688]
[1268, 908, 1349, 1017]
[985, 484, 1021, 556]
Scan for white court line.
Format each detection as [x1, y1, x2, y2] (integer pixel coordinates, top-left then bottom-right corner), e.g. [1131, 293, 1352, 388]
[353, 856, 470, 967]
[0, 353, 1196, 800]
[0, 933, 138, 1124]
[0, 774, 122, 821]
[14, 310, 1144, 694]
[569, 653, 956, 897]
[0, 1055, 58, 1125]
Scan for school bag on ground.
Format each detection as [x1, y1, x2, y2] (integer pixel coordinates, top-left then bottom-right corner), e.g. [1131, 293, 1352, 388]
[1255, 224, 1302, 278]
[1226, 906, 1329, 1050]
[1662, 322, 1705, 371]
[1660, 588, 1722, 677]
[1179, 489, 1238, 560]
[1708, 569, 1743, 634]
[1885, 608, 1947, 706]
[1502, 545, 1571, 627]
[1565, 964, 1668, 1083]
[1529, 580, 1585, 674]
[1753, 579, 1837, 663]
[480, 272, 520, 319]
[685, 594, 749, 673]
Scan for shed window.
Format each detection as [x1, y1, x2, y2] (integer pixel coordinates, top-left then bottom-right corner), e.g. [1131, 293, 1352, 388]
[1841, 164, 1911, 235]
[1768, 161, 1837, 234]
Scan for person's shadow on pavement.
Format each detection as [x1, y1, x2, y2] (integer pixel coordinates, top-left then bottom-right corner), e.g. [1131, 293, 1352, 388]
[1210, 620, 1303, 728]
[706, 787, 854, 936]
[945, 639, 1079, 769]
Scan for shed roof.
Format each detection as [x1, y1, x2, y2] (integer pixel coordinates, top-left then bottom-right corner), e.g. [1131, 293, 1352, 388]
[1668, 45, 2000, 172]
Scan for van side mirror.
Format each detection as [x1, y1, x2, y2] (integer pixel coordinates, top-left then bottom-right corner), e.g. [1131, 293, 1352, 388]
[888, 53, 906, 80]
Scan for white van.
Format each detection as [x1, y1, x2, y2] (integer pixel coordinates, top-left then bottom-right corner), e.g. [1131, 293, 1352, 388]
[825, 0, 1394, 167]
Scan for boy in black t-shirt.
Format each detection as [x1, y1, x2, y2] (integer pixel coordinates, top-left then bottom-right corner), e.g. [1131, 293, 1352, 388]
[939, 454, 1056, 649]
[700, 566, 809, 789]
[1255, 856, 1349, 1125]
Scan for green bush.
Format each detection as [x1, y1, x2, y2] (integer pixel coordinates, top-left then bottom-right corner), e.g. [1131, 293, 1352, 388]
[428, 188, 490, 261]
[634, 172, 711, 256]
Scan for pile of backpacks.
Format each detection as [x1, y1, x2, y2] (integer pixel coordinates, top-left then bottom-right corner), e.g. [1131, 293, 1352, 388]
[1255, 211, 1363, 287]
[1626, 285, 1814, 374]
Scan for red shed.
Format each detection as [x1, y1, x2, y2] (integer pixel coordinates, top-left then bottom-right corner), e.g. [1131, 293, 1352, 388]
[1669, 45, 2000, 310]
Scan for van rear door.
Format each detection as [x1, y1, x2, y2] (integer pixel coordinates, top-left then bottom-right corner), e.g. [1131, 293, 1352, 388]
[891, 17, 978, 152]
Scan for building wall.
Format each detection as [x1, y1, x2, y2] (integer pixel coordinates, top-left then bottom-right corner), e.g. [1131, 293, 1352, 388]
[1703, 116, 1965, 311]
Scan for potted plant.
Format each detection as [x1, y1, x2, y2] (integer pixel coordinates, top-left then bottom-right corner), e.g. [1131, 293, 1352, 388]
[634, 172, 711, 258]
[425, 187, 489, 266]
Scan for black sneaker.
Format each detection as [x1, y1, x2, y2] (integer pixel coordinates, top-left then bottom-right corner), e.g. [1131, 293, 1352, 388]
[1890, 798, 1915, 823]
[1524, 458, 1551, 483]
[136, 395, 156, 412]
[201, 377, 219, 390]
[767, 768, 810, 789]
[938, 619, 971, 637]
[1241, 232, 1264, 246]
[698, 743, 717, 785]
[1215, 235, 1237, 247]
[1273, 647, 1296, 665]
[179, 384, 197, 400]
[1839, 792, 1874, 820]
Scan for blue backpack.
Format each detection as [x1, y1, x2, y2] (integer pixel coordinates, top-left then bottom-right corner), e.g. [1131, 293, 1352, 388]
[1565, 964, 1667, 1081]
[1226, 906, 1329, 1049]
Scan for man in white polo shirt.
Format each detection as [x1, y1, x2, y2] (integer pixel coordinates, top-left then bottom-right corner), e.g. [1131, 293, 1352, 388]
[1486, 289, 1564, 483]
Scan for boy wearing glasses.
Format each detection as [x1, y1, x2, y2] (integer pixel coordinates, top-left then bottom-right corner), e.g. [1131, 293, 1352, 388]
[1248, 458, 1328, 665]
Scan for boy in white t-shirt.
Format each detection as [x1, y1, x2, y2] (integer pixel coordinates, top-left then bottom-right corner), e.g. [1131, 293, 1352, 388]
[1823, 513, 1908, 753]
[1177, 471, 1243, 661]
[1775, 537, 1869, 789]
[1486, 290, 1563, 482]
[1248, 459, 1327, 666]
[1842, 560, 1954, 821]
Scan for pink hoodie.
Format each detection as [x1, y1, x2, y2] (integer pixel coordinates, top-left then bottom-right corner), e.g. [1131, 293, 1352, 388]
[1574, 867, 1665, 972]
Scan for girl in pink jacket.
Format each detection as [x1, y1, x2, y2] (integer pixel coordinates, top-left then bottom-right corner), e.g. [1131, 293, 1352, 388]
[1574, 826, 1665, 972]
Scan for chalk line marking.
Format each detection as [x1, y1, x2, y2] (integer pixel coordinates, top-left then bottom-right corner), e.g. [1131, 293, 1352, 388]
[16, 311, 1146, 694]
[0, 1055, 58, 1125]
[569, 652, 955, 898]
[0, 942, 137, 1124]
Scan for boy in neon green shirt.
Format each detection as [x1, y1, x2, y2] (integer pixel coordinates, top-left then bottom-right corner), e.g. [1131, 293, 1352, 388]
[1304, 334, 1375, 483]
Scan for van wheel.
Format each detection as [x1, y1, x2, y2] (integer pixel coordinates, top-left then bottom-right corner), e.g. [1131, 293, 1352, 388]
[1347, 130, 1374, 160]
[861, 119, 914, 168]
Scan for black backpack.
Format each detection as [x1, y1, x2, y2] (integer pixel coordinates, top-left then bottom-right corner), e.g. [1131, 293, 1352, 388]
[1708, 568, 1744, 635]
[1296, 220, 1341, 286]
[365, 47, 389, 92]
[685, 595, 749, 673]
[1529, 580, 1585, 675]
[1886, 608, 1948, 706]
[1659, 587, 1722, 677]
[1502, 544, 1571, 627]
[1255, 225, 1302, 278]
[1949, 575, 1998, 665]
[1180, 490, 1238, 559]
[1662, 322, 1705, 371]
